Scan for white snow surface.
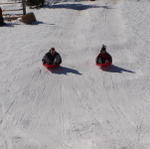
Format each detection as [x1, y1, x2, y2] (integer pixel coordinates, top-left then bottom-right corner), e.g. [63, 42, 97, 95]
[1, 0, 150, 148]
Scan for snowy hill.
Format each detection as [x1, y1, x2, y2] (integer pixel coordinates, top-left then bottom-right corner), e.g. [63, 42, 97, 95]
[1, 0, 150, 149]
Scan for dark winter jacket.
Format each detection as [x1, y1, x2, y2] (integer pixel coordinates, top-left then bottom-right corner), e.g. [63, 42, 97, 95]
[42, 52, 62, 65]
[0, 17, 4, 25]
[96, 52, 112, 64]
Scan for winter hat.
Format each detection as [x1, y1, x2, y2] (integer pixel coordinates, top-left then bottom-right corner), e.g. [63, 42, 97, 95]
[101, 44, 106, 52]
[49, 47, 55, 52]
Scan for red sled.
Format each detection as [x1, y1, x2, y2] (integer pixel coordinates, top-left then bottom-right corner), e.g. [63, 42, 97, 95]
[43, 63, 60, 69]
[96, 62, 112, 67]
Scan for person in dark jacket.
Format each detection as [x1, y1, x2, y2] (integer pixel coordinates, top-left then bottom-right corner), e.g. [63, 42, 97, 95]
[42, 47, 62, 65]
[0, 7, 5, 26]
[96, 44, 112, 64]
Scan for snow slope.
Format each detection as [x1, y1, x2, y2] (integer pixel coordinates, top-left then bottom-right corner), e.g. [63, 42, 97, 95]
[0, 0, 150, 148]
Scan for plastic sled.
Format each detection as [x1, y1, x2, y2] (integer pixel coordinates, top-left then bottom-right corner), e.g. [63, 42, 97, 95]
[96, 62, 112, 67]
[43, 63, 60, 69]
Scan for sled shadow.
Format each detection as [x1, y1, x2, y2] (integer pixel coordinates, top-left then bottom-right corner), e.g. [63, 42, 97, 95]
[100, 5, 113, 9]
[32, 21, 44, 25]
[49, 66, 82, 75]
[101, 65, 135, 73]
[47, 4, 101, 10]
[0, 23, 17, 27]
[48, 0, 91, 3]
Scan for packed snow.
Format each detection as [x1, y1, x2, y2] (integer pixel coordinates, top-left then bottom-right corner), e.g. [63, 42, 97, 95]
[0, 0, 150, 149]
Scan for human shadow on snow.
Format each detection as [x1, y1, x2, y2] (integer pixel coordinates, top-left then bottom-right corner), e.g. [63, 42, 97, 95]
[101, 65, 135, 73]
[46, 4, 112, 11]
[49, 66, 82, 75]
[31, 21, 44, 25]
[52, 0, 91, 3]
[0, 22, 19, 27]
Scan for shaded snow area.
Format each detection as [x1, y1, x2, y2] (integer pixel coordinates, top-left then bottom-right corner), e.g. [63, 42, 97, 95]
[1, 0, 150, 148]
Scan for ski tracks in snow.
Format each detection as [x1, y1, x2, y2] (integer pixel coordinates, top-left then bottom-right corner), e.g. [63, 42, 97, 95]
[1, 0, 150, 148]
